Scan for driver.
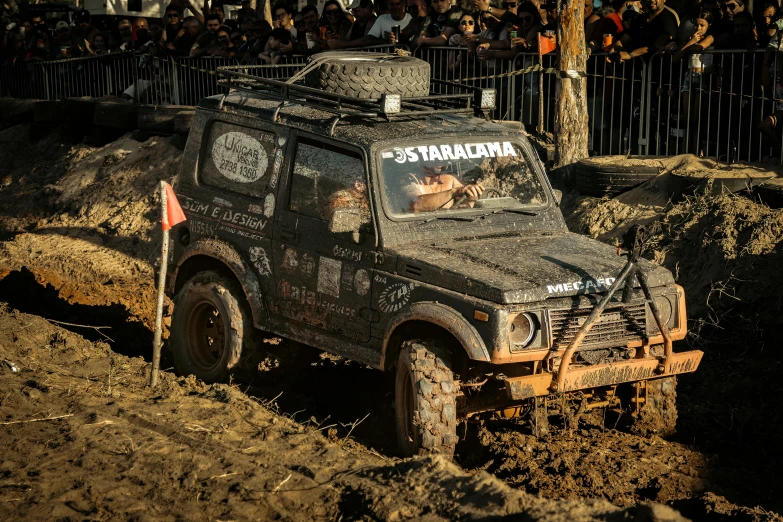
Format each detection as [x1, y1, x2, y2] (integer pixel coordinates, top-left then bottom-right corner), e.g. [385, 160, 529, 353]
[404, 162, 484, 213]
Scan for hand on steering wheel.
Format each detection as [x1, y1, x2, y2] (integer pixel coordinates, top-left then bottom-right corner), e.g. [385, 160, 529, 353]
[452, 185, 503, 207]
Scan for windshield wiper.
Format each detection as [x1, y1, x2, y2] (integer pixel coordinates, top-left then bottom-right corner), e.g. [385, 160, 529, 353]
[470, 209, 539, 221]
[421, 215, 476, 223]
[498, 209, 539, 216]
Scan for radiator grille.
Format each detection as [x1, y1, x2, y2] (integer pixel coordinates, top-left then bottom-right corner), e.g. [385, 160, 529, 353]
[549, 303, 647, 349]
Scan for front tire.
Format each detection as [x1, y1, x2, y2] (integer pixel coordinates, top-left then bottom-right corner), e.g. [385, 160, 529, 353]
[624, 376, 678, 438]
[171, 270, 256, 383]
[395, 340, 458, 458]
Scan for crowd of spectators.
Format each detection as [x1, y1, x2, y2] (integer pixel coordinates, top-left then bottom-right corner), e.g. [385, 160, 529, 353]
[2, 0, 783, 65]
[5, 0, 783, 152]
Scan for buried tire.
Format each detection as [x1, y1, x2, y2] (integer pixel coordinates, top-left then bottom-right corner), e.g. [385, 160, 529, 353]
[575, 156, 663, 196]
[754, 178, 783, 209]
[171, 270, 257, 383]
[306, 54, 430, 99]
[668, 170, 776, 201]
[395, 340, 458, 458]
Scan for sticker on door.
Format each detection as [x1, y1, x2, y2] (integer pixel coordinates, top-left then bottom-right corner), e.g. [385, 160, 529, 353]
[317, 257, 342, 298]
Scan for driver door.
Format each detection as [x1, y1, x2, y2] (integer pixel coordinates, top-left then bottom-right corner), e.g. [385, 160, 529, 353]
[272, 133, 376, 342]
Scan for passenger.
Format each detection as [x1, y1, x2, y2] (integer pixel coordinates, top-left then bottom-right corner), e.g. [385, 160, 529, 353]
[323, 179, 371, 224]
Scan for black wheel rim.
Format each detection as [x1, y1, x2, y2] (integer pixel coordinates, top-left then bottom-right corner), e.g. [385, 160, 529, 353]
[186, 301, 227, 372]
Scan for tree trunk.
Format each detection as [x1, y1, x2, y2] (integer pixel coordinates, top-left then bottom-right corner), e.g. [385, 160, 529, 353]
[248, 0, 272, 25]
[554, 0, 589, 167]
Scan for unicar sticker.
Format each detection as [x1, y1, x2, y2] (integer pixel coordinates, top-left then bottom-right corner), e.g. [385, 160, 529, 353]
[381, 142, 517, 164]
[212, 132, 269, 183]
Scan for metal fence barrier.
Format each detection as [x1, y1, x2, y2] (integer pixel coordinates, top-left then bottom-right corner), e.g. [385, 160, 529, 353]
[645, 49, 781, 163]
[3, 46, 782, 162]
[1, 52, 136, 100]
[415, 45, 518, 122]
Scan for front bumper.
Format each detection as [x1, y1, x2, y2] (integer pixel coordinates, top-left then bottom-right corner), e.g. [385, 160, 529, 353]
[504, 350, 703, 400]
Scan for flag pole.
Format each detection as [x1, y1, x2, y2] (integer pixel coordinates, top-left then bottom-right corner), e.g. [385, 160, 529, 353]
[150, 180, 169, 388]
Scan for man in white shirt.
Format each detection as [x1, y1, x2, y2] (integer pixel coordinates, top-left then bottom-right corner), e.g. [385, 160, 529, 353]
[366, 0, 412, 43]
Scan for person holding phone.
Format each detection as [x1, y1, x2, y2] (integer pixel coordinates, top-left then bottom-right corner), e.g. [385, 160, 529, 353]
[365, 0, 413, 45]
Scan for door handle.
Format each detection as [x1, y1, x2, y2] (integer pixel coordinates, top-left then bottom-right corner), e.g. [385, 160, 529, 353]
[280, 228, 297, 241]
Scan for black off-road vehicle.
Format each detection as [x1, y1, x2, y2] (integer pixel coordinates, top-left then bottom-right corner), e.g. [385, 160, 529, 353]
[167, 53, 702, 456]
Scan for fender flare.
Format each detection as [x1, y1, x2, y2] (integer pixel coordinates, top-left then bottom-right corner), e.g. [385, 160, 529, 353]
[169, 238, 268, 327]
[381, 302, 491, 370]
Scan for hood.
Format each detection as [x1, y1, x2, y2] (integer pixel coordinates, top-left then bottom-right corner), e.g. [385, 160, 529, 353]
[392, 231, 674, 304]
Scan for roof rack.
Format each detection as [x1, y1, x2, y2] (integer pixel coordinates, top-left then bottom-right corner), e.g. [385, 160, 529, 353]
[216, 54, 496, 135]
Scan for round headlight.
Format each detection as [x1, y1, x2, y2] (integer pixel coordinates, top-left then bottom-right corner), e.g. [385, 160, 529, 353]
[510, 313, 535, 347]
[652, 296, 673, 325]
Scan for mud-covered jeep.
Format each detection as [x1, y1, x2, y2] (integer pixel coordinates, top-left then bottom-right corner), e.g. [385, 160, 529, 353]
[167, 54, 702, 456]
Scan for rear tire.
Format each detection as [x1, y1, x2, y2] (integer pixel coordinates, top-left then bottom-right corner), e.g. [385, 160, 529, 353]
[171, 271, 257, 383]
[395, 340, 458, 458]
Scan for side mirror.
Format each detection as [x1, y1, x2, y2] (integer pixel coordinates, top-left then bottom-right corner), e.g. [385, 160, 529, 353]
[328, 208, 363, 234]
[553, 189, 562, 206]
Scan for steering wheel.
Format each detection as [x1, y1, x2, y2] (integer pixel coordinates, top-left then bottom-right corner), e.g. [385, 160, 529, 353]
[451, 187, 504, 208]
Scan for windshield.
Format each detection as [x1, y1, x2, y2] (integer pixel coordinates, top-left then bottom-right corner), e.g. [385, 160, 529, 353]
[378, 140, 548, 219]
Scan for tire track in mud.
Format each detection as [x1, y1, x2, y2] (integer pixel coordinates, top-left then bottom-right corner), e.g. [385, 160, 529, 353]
[0, 264, 778, 520]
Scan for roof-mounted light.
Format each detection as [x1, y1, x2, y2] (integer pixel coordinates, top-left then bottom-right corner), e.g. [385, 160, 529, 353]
[380, 93, 401, 115]
[476, 88, 496, 111]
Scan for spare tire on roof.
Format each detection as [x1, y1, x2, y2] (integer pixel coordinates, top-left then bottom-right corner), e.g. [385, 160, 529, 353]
[575, 156, 664, 196]
[305, 53, 430, 99]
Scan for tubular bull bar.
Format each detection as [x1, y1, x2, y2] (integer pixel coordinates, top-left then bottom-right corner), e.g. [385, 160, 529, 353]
[505, 225, 703, 400]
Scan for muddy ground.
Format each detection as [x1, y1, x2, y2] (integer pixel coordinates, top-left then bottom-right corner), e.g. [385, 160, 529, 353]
[0, 126, 781, 520]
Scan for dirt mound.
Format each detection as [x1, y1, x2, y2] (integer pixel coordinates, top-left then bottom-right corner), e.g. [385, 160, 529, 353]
[562, 178, 783, 515]
[0, 307, 689, 521]
[0, 125, 183, 329]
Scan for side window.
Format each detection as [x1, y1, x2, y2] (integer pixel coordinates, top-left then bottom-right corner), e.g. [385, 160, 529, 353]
[200, 121, 276, 198]
[289, 138, 370, 226]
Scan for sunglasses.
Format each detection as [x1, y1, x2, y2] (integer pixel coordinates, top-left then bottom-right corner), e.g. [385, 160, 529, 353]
[460, 20, 475, 24]
[325, 9, 340, 15]
[167, 13, 179, 17]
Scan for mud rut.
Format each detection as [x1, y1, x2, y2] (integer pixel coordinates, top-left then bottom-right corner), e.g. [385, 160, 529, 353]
[1, 267, 780, 521]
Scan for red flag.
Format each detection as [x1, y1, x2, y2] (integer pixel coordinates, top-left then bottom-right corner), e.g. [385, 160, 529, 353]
[161, 181, 186, 231]
[538, 33, 556, 57]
